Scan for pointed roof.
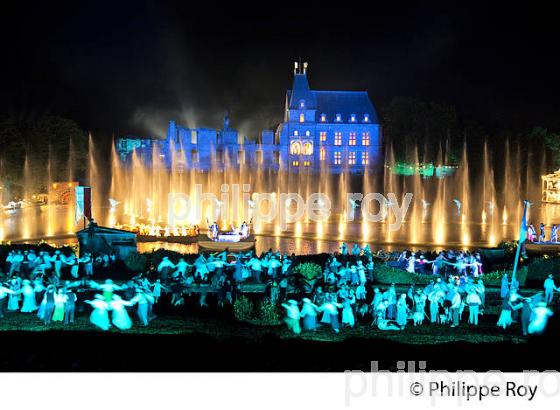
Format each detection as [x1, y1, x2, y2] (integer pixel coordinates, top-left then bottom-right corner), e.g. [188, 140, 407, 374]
[286, 67, 380, 124]
[288, 73, 317, 109]
[315, 90, 379, 123]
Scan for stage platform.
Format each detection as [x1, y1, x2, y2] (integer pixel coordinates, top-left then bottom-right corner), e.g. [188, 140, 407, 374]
[526, 242, 560, 254]
[137, 233, 255, 252]
[197, 235, 256, 252]
[137, 234, 198, 244]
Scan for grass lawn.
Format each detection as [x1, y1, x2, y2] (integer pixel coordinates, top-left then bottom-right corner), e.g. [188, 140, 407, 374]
[0, 307, 527, 345]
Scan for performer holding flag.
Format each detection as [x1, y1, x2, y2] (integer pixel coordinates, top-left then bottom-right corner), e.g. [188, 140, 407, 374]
[512, 200, 528, 287]
[75, 186, 93, 229]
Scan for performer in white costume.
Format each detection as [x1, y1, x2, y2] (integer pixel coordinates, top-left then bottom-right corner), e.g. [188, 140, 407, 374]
[110, 295, 134, 330]
[85, 295, 111, 331]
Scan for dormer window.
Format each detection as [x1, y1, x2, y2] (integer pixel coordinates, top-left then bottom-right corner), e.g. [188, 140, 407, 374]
[320, 113, 326, 122]
[364, 114, 370, 123]
[294, 130, 299, 136]
[336, 113, 342, 122]
[305, 131, 310, 137]
[350, 114, 356, 122]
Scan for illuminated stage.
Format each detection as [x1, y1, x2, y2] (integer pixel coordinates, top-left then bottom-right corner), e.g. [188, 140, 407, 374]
[198, 235, 256, 252]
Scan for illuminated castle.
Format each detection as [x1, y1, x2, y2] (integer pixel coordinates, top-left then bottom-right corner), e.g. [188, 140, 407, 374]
[117, 62, 382, 173]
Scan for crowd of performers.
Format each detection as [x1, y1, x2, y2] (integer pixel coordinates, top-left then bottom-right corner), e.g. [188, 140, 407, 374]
[280, 244, 556, 335]
[0, 243, 557, 336]
[527, 222, 560, 243]
[208, 221, 250, 240]
[0, 249, 160, 330]
[114, 223, 200, 238]
[339, 242, 484, 276]
[109, 220, 560, 243]
[112, 220, 251, 240]
[0, 277, 158, 330]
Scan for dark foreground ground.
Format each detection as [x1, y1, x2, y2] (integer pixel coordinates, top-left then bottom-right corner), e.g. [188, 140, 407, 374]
[1, 304, 559, 371]
[0, 327, 558, 372]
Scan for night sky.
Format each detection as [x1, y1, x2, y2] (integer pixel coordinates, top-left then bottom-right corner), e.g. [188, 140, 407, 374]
[2, 1, 559, 140]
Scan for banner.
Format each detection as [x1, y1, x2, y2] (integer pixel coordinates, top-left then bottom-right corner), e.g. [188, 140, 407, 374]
[75, 186, 92, 223]
[512, 200, 528, 282]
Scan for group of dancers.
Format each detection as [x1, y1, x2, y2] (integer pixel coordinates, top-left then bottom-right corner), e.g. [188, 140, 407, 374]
[154, 249, 291, 283]
[0, 241, 557, 337]
[282, 271, 556, 335]
[495, 273, 558, 335]
[0, 274, 161, 330]
[527, 222, 560, 243]
[282, 278, 486, 333]
[338, 243, 483, 277]
[276, 246, 557, 335]
[115, 223, 200, 238]
[152, 243, 557, 336]
[3, 248, 108, 278]
[208, 221, 250, 240]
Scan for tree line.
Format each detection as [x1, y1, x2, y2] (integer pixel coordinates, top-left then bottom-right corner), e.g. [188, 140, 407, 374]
[0, 115, 88, 197]
[1, 100, 559, 199]
[382, 96, 560, 169]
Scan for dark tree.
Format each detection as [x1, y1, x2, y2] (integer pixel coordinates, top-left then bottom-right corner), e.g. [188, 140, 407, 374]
[0, 115, 87, 197]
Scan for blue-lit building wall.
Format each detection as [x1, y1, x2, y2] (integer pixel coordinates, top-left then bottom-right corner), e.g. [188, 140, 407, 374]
[117, 63, 382, 174]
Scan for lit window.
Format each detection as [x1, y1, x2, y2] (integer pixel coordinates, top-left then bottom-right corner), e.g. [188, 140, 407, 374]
[300, 100, 305, 108]
[349, 152, 356, 165]
[303, 160, 311, 167]
[292, 160, 299, 167]
[362, 152, 369, 165]
[320, 114, 326, 122]
[350, 114, 356, 122]
[305, 130, 310, 136]
[349, 132, 356, 146]
[334, 132, 342, 146]
[320, 147, 326, 161]
[302, 141, 313, 155]
[362, 132, 370, 146]
[320, 131, 327, 142]
[364, 114, 370, 123]
[294, 130, 299, 136]
[191, 130, 198, 144]
[299, 113, 305, 123]
[290, 141, 302, 155]
[334, 151, 342, 165]
[336, 113, 342, 122]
